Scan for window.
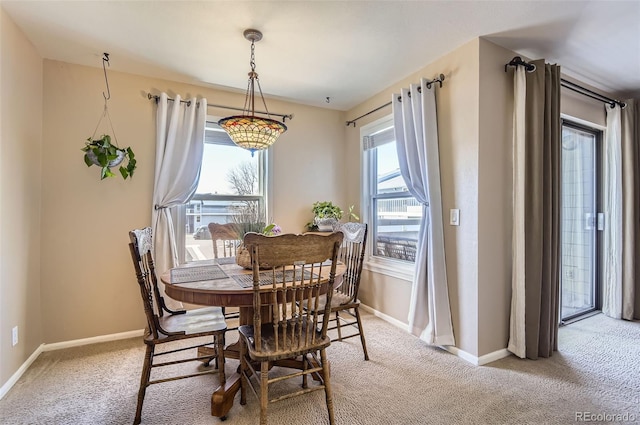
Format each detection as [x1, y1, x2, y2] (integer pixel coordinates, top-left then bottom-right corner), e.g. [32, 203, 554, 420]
[361, 116, 421, 279]
[175, 118, 268, 263]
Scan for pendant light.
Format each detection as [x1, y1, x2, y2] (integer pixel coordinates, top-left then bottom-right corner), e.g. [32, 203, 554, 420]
[218, 29, 287, 156]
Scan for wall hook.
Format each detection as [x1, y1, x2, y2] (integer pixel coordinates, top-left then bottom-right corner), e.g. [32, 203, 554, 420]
[102, 53, 111, 101]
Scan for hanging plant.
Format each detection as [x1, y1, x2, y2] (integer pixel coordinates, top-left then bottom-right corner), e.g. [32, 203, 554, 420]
[82, 134, 136, 180]
[81, 53, 137, 181]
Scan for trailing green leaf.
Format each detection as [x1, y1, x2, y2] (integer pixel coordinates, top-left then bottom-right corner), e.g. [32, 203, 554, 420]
[82, 134, 137, 181]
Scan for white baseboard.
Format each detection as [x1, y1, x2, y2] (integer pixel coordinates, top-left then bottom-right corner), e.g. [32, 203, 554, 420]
[360, 303, 511, 366]
[360, 304, 409, 332]
[42, 329, 144, 352]
[0, 329, 144, 400]
[0, 344, 44, 400]
[442, 346, 511, 366]
[477, 348, 512, 365]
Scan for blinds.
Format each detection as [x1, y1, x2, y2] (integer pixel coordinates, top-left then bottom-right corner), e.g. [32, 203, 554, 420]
[204, 121, 234, 146]
[363, 125, 395, 151]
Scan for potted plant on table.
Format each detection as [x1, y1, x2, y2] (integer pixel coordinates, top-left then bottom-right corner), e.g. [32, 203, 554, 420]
[311, 201, 343, 232]
[234, 223, 281, 269]
[82, 134, 136, 180]
[232, 204, 281, 268]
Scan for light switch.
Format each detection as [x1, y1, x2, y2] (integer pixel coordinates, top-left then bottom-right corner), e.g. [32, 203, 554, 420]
[450, 209, 460, 226]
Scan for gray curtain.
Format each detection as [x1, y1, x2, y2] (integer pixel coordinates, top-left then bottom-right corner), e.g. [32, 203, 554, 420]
[621, 99, 640, 320]
[509, 60, 561, 359]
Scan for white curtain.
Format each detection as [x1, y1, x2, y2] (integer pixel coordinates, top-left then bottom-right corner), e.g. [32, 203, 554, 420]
[603, 105, 622, 318]
[392, 79, 455, 346]
[508, 66, 527, 358]
[152, 93, 207, 308]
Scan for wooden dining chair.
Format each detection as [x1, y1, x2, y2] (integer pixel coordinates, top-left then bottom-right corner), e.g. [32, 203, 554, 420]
[325, 222, 370, 360]
[238, 232, 344, 425]
[128, 227, 228, 425]
[208, 222, 242, 259]
[208, 222, 242, 322]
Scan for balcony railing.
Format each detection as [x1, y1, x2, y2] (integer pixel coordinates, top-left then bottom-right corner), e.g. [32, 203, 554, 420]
[375, 235, 417, 262]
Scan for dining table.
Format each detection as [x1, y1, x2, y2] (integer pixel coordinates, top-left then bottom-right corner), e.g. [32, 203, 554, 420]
[160, 257, 345, 419]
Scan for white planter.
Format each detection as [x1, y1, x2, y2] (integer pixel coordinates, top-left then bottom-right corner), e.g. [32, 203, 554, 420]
[315, 218, 338, 232]
[86, 148, 126, 168]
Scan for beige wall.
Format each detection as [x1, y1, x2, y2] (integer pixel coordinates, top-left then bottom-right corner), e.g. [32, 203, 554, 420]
[0, 8, 43, 385]
[477, 39, 516, 356]
[40, 60, 345, 343]
[345, 39, 483, 356]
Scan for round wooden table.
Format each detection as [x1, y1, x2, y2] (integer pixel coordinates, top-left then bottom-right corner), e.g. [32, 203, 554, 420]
[160, 259, 345, 419]
[162, 260, 260, 316]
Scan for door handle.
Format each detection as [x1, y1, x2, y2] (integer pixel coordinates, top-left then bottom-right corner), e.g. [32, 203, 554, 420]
[585, 213, 595, 230]
[597, 213, 605, 231]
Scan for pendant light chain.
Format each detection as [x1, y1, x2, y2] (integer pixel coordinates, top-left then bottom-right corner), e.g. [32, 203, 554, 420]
[218, 29, 287, 156]
[242, 38, 273, 119]
[252, 39, 272, 118]
[250, 39, 256, 72]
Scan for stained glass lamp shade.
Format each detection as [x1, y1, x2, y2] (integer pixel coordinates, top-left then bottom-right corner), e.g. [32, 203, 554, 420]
[218, 29, 287, 156]
[218, 115, 286, 155]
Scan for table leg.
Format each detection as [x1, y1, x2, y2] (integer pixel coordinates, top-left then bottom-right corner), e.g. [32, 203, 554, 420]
[211, 373, 241, 418]
[200, 306, 255, 418]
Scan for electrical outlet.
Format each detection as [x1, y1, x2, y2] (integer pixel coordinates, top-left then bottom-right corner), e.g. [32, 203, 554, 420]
[12, 326, 18, 346]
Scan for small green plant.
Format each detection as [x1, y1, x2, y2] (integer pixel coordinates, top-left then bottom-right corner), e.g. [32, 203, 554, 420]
[311, 201, 343, 231]
[82, 134, 136, 180]
[312, 201, 343, 220]
[347, 205, 360, 222]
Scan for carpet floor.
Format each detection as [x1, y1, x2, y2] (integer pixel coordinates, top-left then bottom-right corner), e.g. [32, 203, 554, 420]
[0, 312, 638, 424]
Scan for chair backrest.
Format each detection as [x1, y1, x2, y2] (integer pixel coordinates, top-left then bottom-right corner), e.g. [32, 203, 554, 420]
[129, 227, 178, 339]
[208, 223, 241, 258]
[243, 232, 344, 355]
[335, 222, 368, 303]
[129, 227, 161, 338]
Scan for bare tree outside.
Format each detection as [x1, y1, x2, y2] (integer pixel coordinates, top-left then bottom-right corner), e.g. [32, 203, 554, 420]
[227, 161, 264, 232]
[226, 161, 257, 195]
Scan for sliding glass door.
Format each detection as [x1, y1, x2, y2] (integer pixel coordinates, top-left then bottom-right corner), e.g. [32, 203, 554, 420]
[560, 121, 601, 321]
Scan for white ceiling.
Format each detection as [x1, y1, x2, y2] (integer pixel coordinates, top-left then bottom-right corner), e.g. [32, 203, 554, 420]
[2, 1, 639, 111]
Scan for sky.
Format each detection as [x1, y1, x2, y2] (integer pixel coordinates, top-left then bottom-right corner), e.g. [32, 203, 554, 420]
[196, 140, 258, 195]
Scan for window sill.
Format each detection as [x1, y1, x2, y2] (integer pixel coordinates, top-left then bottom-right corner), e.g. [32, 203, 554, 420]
[363, 257, 414, 282]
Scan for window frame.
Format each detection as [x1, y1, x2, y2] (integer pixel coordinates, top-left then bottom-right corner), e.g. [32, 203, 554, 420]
[360, 115, 416, 282]
[559, 115, 604, 323]
[174, 115, 271, 264]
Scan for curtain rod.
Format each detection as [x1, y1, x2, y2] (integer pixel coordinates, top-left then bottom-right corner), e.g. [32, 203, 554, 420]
[345, 74, 446, 127]
[146, 93, 294, 122]
[504, 56, 626, 109]
[559, 79, 626, 109]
